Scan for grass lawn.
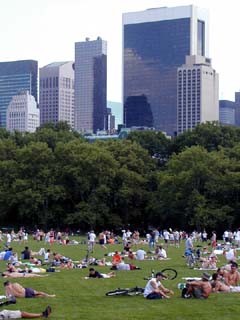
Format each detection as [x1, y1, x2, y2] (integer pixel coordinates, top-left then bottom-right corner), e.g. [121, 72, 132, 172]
[0, 236, 240, 320]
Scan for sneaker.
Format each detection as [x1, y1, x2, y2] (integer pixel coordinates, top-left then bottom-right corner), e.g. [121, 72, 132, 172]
[7, 296, 16, 304]
[184, 294, 192, 299]
[42, 306, 52, 318]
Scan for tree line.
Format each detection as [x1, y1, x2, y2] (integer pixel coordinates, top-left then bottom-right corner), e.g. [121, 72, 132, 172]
[0, 121, 240, 234]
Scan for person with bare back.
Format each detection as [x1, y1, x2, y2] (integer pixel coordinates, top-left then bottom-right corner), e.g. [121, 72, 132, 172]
[4, 281, 56, 298]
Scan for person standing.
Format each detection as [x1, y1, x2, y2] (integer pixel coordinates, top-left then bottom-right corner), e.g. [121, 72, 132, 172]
[211, 231, 217, 250]
[99, 231, 107, 249]
[88, 230, 96, 253]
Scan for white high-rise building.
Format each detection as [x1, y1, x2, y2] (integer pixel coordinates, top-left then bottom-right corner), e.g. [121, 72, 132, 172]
[39, 61, 74, 128]
[74, 37, 107, 133]
[177, 55, 219, 134]
[7, 91, 39, 133]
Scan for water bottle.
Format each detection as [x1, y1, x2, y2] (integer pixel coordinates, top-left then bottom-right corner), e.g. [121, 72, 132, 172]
[177, 283, 186, 290]
[151, 270, 155, 278]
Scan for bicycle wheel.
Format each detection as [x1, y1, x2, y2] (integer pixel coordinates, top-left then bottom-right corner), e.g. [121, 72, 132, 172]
[127, 287, 144, 296]
[161, 268, 177, 280]
[105, 289, 129, 296]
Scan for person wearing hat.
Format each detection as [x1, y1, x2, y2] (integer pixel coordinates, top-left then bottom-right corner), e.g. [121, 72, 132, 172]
[143, 272, 174, 299]
[183, 272, 212, 299]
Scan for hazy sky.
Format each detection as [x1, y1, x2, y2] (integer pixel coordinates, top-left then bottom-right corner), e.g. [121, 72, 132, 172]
[0, 0, 239, 102]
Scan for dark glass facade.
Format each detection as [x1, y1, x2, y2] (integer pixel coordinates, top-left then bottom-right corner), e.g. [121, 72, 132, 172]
[0, 60, 38, 127]
[93, 54, 107, 132]
[124, 95, 153, 128]
[124, 18, 197, 135]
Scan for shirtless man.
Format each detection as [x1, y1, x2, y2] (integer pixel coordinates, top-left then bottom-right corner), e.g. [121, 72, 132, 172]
[99, 231, 107, 249]
[211, 273, 240, 293]
[4, 281, 56, 298]
[2, 271, 48, 278]
[184, 272, 212, 299]
[224, 262, 240, 286]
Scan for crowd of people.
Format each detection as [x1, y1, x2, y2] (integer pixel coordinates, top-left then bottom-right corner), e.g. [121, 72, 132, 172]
[0, 226, 240, 318]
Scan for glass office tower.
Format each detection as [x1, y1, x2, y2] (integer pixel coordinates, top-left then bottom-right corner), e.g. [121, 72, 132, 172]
[123, 5, 209, 136]
[0, 60, 38, 128]
[74, 37, 107, 133]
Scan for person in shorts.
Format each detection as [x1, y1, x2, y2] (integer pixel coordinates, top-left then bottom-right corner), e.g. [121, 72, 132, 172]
[0, 306, 51, 318]
[4, 281, 56, 298]
[183, 272, 212, 299]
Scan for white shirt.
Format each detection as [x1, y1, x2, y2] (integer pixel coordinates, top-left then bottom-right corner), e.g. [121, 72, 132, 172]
[135, 249, 146, 260]
[117, 262, 130, 270]
[89, 232, 96, 242]
[163, 231, 169, 240]
[144, 278, 161, 297]
[157, 248, 167, 259]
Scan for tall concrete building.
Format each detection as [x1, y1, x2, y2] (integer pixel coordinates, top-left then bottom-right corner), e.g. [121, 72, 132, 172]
[105, 108, 115, 134]
[123, 5, 209, 136]
[177, 55, 219, 134]
[6, 91, 39, 133]
[75, 37, 107, 133]
[39, 62, 74, 128]
[219, 100, 235, 126]
[0, 60, 38, 128]
[107, 101, 123, 129]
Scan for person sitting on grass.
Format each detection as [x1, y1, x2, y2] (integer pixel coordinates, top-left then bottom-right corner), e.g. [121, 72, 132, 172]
[144, 271, 174, 299]
[112, 251, 122, 266]
[182, 272, 212, 299]
[110, 257, 141, 271]
[0, 306, 51, 319]
[211, 273, 240, 292]
[84, 268, 115, 279]
[223, 261, 240, 286]
[4, 281, 56, 298]
[155, 245, 167, 260]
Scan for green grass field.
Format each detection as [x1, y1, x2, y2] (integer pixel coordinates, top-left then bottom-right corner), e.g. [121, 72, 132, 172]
[0, 237, 240, 320]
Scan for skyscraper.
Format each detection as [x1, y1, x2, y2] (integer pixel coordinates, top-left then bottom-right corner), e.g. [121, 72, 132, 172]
[123, 5, 209, 136]
[177, 55, 219, 134]
[7, 91, 39, 133]
[219, 100, 235, 126]
[235, 92, 240, 127]
[39, 61, 74, 128]
[0, 60, 38, 128]
[74, 37, 107, 133]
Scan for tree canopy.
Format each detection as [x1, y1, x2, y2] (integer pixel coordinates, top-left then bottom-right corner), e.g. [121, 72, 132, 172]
[0, 121, 240, 234]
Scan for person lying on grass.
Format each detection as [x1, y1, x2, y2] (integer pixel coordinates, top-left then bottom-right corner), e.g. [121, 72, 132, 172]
[2, 271, 48, 278]
[0, 306, 51, 319]
[4, 281, 56, 298]
[83, 268, 115, 279]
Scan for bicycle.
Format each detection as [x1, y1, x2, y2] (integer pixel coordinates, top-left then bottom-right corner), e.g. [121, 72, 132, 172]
[144, 268, 177, 281]
[105, 286, 144, 296]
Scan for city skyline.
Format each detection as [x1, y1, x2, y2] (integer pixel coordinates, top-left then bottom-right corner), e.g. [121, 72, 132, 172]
[0, 0, 240, 103]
